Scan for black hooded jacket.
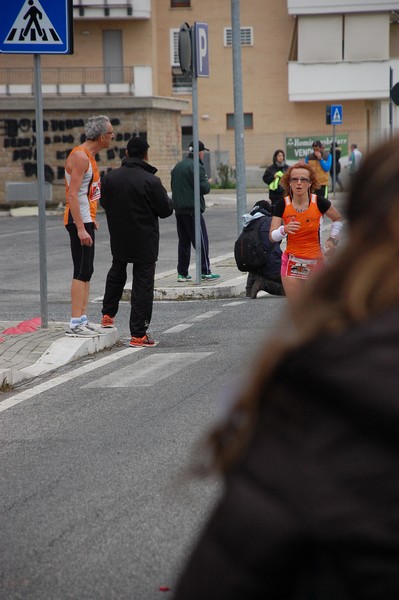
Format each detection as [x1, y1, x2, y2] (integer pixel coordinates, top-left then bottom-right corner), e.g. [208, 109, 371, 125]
[100, 157, 173, 263]
[173, 306, 399, 599]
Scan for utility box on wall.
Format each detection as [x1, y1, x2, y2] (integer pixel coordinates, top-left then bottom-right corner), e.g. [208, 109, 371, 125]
[5, 182, 52, 204]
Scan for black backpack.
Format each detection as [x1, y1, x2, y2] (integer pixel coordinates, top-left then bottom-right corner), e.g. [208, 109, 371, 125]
[234, 217, 269, 272]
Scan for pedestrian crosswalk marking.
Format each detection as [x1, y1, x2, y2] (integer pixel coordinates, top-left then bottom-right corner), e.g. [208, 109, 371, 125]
[83, 352, 214, 388]
[5, 0, 61, 45]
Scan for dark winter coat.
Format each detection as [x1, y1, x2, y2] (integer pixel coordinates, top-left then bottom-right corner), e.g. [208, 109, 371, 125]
[330, 147, 342, 175]
[173, 306, 399, 599]
[170, 155, 210, 214]
[245, 215, 282, 278]
[100, 157, 173, 263]
[262, 160, 289, 204]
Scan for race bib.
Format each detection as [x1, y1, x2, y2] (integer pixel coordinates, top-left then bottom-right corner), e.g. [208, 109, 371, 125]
[90, 179, 101, 203]
[286, 254, 318, 279]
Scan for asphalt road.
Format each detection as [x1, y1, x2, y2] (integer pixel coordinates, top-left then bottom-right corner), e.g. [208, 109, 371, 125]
[1, 200, 290, 599]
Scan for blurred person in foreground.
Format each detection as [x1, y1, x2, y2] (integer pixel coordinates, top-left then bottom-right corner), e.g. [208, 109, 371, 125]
[173, 137, 399, 598]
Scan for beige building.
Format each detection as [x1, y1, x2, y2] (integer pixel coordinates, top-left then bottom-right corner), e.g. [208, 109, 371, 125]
[0, 0, 398, 202]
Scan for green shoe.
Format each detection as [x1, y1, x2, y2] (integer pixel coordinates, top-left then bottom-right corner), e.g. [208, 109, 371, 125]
[177, 274, 192, 282]
[201, 273, 220, 280]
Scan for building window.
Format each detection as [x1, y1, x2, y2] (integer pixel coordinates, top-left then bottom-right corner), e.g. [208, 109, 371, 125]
[172, 67, 192, 93]
[226, 113, 253, 129]
[170, 29, 192, 93]
[224, 27, 253, 47]
[171, 1, 191, 6]
[170, 29, 180, 66]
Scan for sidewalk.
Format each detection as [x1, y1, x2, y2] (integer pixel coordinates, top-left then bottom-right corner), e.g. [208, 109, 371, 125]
[0, 255, 247, 388]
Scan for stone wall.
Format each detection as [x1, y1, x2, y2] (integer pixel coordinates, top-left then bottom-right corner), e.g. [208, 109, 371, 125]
[0, 97, 187, 206]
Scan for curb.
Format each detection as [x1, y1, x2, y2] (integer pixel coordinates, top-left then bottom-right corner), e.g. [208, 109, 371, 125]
[0, 328, 118, 387]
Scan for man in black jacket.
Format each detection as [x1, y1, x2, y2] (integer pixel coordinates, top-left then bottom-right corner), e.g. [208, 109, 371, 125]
[100, 137, 173, 347]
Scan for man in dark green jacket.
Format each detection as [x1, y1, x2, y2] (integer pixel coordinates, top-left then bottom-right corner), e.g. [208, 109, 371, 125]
[171, 140, 220, 282]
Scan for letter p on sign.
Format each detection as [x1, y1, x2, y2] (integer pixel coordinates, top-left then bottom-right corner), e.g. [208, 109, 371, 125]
[194, 22, 209, 77]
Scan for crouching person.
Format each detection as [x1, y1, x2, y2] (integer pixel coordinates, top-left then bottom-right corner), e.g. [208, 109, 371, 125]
[242, 201, 285, 299]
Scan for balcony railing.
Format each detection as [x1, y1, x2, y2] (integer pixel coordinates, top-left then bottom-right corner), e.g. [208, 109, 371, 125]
[0, 67, 135, 96]
[73, 0, 151, 19]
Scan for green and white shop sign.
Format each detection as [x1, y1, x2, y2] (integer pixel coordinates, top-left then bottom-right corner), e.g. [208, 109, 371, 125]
[286, 135, 349, 163]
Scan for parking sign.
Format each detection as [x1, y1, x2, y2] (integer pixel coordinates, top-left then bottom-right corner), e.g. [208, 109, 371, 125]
[194, 22, 209, 78]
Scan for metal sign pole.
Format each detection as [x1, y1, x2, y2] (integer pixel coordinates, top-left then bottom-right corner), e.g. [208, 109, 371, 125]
[390, 67, 393, 138]
[332, 123, 336, 198]
[192, 76, 201, 284]
[33, 54, 48, 328]
[231, 0, 247, 234]
[191, 30, 202, 285]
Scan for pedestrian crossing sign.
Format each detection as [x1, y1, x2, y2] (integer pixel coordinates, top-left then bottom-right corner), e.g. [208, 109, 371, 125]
[0, 0, 73, 54]
[331, 104, 343, 125]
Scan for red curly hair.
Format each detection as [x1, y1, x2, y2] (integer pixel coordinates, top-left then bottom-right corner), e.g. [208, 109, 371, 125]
[280, 162, 320, 195]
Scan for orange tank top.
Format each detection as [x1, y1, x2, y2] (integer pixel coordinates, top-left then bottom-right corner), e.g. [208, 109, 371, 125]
[64, 145, 100, 225]
[282, 194, 324, 259]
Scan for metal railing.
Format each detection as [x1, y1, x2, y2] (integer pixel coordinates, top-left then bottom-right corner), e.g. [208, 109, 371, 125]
[0, 66, 135, 95]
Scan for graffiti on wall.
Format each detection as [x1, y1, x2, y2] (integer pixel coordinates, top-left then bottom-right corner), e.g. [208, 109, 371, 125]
[0, 117, 147, 183]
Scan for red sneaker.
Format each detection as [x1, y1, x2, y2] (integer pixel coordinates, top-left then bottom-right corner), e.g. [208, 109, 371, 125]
[101, 314, 114, 328]
[129, 334, 155, 347]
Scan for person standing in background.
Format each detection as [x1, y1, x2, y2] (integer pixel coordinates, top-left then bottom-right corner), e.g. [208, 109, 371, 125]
[262, 149, 289, 213]
[171, 140, 220, 282]
[64, 114, 114, 338]
[330, 141, 344, 192]
[305, 140, 332, 199]
[346, 143, 363, 177]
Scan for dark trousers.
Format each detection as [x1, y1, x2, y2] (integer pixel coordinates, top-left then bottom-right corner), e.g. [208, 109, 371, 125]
[66, 222, 95, 281]
[176, 213, 211, 276]
[102, 258, 156, 337]
[315, 185, 328, 200]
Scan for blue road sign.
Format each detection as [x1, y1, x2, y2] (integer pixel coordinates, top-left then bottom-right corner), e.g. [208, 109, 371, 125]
[0, 0, 73, 54]
[331, 104, 343, 125]
[194, 22, 209, 78]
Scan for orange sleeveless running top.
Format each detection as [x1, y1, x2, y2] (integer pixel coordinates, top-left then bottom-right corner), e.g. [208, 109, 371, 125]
[282, 194, 324, 259]
[64, 145, 100, 225]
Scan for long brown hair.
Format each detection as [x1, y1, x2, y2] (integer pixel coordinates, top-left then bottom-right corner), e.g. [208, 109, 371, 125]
[201, 137, 399, 475]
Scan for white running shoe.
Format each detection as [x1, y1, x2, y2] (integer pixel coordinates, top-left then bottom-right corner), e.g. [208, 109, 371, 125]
[82, 321, 107, 335]
[65, 324, 99, 338]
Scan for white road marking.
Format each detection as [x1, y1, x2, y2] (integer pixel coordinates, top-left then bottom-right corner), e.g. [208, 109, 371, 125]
[0, 303, 223, 412]
[83, 352, 213, 388]
[222, 301, 246, 306]
[191, 311, 221, 321]
[163, 324, 193, 334]
[0, 347, 141, 413]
